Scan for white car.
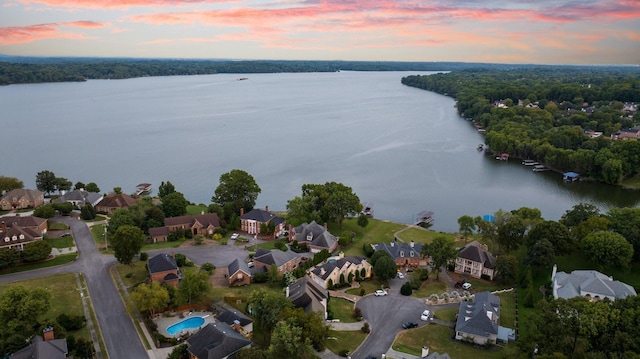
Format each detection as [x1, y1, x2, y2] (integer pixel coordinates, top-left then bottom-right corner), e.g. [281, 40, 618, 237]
[231, 233, 239, 240]
[462, 282, 472, 290]
[374, 289, 387, 297]
[397, 272, 405, 279]
[420, 310, 431, 321]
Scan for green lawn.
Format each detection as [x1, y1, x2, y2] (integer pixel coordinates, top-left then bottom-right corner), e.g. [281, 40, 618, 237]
[345, 280, 386, 296]
[393, 324, 505, 358]
[328, 297, 358, 322]
[412, 278, 448, 298]
[0, 253, 78, 275]
[48, 222, 69, 230]
[433, 308, 458, 322]
[326, 329, 367, 357]
[115, 260, 149, 288]
[141, 240, 184, 251]
[333, 218, 406, 257]
[90, 223, 108, 250]
[187, 204, 209, 215]
[0, 273, 91, 340]
[497, 292, 516, 330]
[46, 236, 74, 248]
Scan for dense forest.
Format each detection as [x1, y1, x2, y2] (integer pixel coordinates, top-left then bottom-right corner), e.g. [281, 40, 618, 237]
[402, 67, 640, 185]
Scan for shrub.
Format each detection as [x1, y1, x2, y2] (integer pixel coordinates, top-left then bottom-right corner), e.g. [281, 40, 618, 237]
[361, 322, 370, 333]
[363, 243, 375, 257]
[56, 313, 86, 331]
[429, 294, 439, 302]
[174, 253, 187, 267]
[125, 272, 133, 278]
[400, 282, 413, 296]
[274, 240, 286, 250]
[253, 272, 268, 283]
[201, 263, 215, 274]
[193, 235, 204, 245]
[450, 290, 460, 299]
[360, 288, 365, 296]
[139, 252, 148, 261]
[353, 307, 362, 319]
[339, 349, 350, 357]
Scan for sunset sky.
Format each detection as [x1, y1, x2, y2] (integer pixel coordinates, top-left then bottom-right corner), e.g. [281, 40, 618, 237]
[1, 0, 639, 64]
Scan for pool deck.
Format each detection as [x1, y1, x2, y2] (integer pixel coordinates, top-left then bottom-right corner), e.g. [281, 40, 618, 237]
[154, 311, 215, 337]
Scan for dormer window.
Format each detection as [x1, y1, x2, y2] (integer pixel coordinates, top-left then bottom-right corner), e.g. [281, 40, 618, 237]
[19, 234, 24, 240]
[400, 251, 404, 257]
[12, 235, 17, 241]
[306, 233, 313, 241]
[410, 251, 414, 257]
[3, 237, 9, 243]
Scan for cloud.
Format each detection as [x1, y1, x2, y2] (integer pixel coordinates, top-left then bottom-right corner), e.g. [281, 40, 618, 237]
[17, 0, 235, 10]
[0, 21, 103, 45]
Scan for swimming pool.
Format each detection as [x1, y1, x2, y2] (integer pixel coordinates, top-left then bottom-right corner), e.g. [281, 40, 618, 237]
[166, 316, 205, 336]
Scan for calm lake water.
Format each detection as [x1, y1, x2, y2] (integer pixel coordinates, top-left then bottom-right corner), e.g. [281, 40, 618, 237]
[3, 71, 640, 232]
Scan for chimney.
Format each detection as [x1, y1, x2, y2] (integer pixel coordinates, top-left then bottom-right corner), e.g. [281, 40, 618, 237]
[285, 286, 290, 298]
[1, 221, 5, 232]
[551, 264, 557, 281]
[390, 241, 394, 247]
[324, 223, 327, 229]
[265, 205, 269, 213]
[240, 208, 244, 216]
[410, 240, 415, 248]
[43, 327, 54, 341]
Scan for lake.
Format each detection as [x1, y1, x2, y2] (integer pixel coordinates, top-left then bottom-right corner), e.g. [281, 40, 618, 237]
[2, 71, 640, 232]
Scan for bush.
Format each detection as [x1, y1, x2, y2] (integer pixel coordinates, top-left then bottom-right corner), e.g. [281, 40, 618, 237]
[174, 253, 187, 267]
[361, 322, 370, 334]
[400, 282, 413, 296]
[353, 307, 362, 319]
[363, 243, 374, 257]
[360, 288, 365, 296]
[139, 252, 148, 261]
[339, 349, 350, 357]
[201, 262, 215, 274]
[56, 313, 86, 331]
[274, 240, 286, 250]
[429, 294, 439, 302]
[253, 272, 268, 283]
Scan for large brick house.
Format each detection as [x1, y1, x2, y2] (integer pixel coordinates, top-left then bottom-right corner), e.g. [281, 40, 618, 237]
[0, 189, 44, 210]
[148, 253, 181, 287]
[240, 206, 285, 238]
[253, 248, 299, 274]
[148, 213, 221, 242]
[95, 193, 139, 214]
[309, 254, 372, 289]
[454, 241, 496, 280]
[290, 221, 339, 254]
[0, 220, 45, 251]
[227, 258, 251, 287]
[2, 215, 48, 234]
[372, 240, 424, 268]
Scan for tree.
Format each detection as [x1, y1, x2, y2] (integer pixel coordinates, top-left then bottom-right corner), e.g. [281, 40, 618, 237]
[560, 203, 600, 228]
[85, 182, 100, 193]
[0, 286, 50, 353]
[21, 240, 52, 262]
[212, 169, 261, 214]
[457, 215, 476, 241]
[324, 182, 361, 228]
[167, 343, 190, 359]
[268, 264, 280, 283]
[74, 338, 96, 359]
[248, 289, 293, 339]
[80, 203, 96, 220]
[33, 203, 55, 218]
[525, 238, 555, 273]
[357, 214, 369, 234]
[285, 195, 321, 227]
[178, 270, 211, 304]
[158, 181, 176, 199]
[496, 212, 526, 254]
[130, 281, 170, 315]
[74, 181, 86, 190]
[373, 255, 397, 280]
[0, 248, 20, 270]
[582, 231, 634, 270]
[607, 207, 640, 260]
[106, 208, 135, 236]
[267, 320, 315, 359]
[35, 170, 56, 195]
[113, 187, 122, 194]
[160, 191, 188, 218]
[370, 249, 391, 266]
[494, 255, 518, 285]
[0, 176, 23, 193]
[235, 347, 266, 359]
[282, 307, 330, 351]
[110, 225, 145, 265]
[421, 236, 457, 280]
[54, 177, 72, 194]
[400, 282, 413, 295]
[53, 202, 73, 216]
[526, 221, 573, 255]
[289, 182, 361, 228]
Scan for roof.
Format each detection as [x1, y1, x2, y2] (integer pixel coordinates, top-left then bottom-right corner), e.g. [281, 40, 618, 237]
[240, 208, 283, 224]
[458, 241, 496, 270]
[186, 322, 252, 359]
[164, 213, 220, 228]
[553, 268, 637, 300]
[55, 189, 102, 205]
[0, 225, 42, 246]
[217, 308, 253, 327]
[287, 275, 328, 314]
[148, 226, 169, 237]
[96, 193, 138, 208]
[455, 291, 500, 338]
[0, 188, 43, 202]
[11, 335, 68, 359]
[227, 258, 251, 278]
[3, 215, 46, 229]
[294, 221, 338, 250]
[563, 172, 579, 177]
[310, 256, 368, 280]
[148, 253, 178, 273]
[425, 352, 452, 359]
[373, 241, 422, 260]
[253, 249, 299, 268]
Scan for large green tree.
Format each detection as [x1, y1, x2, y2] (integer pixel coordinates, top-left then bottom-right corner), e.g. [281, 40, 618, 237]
[607, 207, 640, 260]
[494, 255, 518, 285]
[526, 221, 573, 255]
[457, 215, 476, 242]
[85, 182, 100, 193]
[581, 231, 634, 270]
[106, 208, 135, 236]
[282, 307, 329, 351]
[0, 176, 23, 193]
[54, 177, 72, 194]
[247, 289, 293, 339]
[21, 240, 52, 262]
[130, 281, 170, 315]
[35, 170, 57, 195]
[525, 238, 555, 274]
[267, 320, 315, 359]
[160, 191, 188, 218]
[289, 182, 361, 228]
[560, 203, 600, 228]
[212, 169, 261, 215]
[158, 181, 176, 199]
[0, 286, 51, 354]
[373, 255, 397, 280]
[0, 248, 20, 270]
[178, 270, 211, 304]
[421, 236, 457, 280]
[110, 225, 145, 265]
[285, 195, 321, 227]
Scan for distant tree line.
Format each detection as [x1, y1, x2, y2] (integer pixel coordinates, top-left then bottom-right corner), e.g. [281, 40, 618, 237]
[402, 67, 640, 184]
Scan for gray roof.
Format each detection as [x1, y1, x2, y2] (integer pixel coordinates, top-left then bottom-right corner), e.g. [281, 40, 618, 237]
[227, 258, 251, 278]
[217, 308, 253, 327]
[148, 253, 178, 273]
[553, 269, 637, 300]
[0, 188, 43, 202]
[186, 322, 252, 359]
[425, 352, 452, 359]
[253, 248, 298, 268]
[373, 241, 422, 260]
[240, 208, 283, 224]
[11, 335, 68, 359]
[458, 241, 495, 270]
[55, 189, 102, 205]
[311, 256, 368, 280]
[3, 215, 46, 229]
[294, 221, 337, 250]
[455, 291, 500, 338]
[287, 275, 328, 314]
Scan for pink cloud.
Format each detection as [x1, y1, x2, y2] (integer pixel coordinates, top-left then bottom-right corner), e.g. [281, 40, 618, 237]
[0, 21, 102, 45]
[18, 0, 236, 10]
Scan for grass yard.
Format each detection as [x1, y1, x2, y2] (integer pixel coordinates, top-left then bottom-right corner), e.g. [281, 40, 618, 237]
[328, 297, 358, 322]
[187, 204, 209, 215]
[412, 278, 448, 298]
[433, 308, 458, 322]
[48, 222, 69, 230]
[335, 218, 406, 257]
[210, 282, 284, 299]
[90, 223, 108, 250]
[115, 260, 149, 288]
[393, 323, 505, 358]
[345, 280, 386, 296]
[141, 240, 183, 251]
[0, 273, 91, 340]
[46, 236, 74, 248]
[326, 329, 367, 357]
[0, 253, 78, 275]
[497, 292, 517, 330]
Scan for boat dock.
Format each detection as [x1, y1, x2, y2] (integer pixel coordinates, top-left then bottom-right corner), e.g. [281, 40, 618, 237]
[415, 210, 434, 227]
[135, 183, 152, 196]
[361, 202, 374, 216]
[533, 165, 549, 172]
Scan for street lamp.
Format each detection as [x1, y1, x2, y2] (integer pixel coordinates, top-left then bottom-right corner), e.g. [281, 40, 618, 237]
[104, 226, 108, 251]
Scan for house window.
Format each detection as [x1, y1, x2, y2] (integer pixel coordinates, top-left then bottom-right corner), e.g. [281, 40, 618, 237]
[400, 251, 404, 257]
[11, 236, 17, 241]
[19, 234, 24, 240]
[3, 237, 8, 243]
[410, 251, 414, 257]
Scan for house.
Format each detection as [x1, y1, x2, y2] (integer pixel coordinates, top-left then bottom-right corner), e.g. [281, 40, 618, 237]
[252, 248, 299, 274]
[611, 126, 640, 140]
[0, 221, 44, 251]
[216, 308, 253, 336]
[55, 189, 103, 207]
[2, 215, 48, 234]
[240, 206, 285, 238]
[454, 241, 496, 280]
[455, 291, 500, 345]
[148, 213, 221, 243]
[148, 253, 181, 287]
[227, 258, 251, 287]
[95, 193, 139, 214]
[0, 188, 44, 210]
[563, 172, 580, 182]
[372, 240, 424, 268]
[551, 265, 637, 301]
[12, 327, 69, 359]
[286, 275, 329, 319]
[186, 322, 252, 359]
[290, 220, 339, 254]
[308, 253, 372, 289]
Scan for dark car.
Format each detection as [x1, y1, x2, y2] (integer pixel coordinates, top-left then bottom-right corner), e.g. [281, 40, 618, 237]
[60, 233, 71, 237]
[402, 321, 418, 329]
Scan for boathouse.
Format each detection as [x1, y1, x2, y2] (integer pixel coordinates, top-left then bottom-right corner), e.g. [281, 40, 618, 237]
[563, 172, 580, 182]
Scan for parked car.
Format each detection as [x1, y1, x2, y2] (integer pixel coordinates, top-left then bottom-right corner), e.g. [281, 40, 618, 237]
[247, 261, 254, 268]
[397, 272, 405, 279]
[60, 232, 71, 237]
[462, 282, 472, 290]
[420, 309, 431, 321]
[374, 289, 387, 297]
[230, 233, 239, 240]
[402, 321, 418, 329]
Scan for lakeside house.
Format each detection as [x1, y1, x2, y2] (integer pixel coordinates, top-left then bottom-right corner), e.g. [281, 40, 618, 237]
[308, 253, 372, 289]
[148, 253, 181, 287]
[55, 189, 103, 207]
[95, 193, 139, 214]
[454, 241, 496, 280]
[0, 188, 44, 210]
[240, 206, 285, 239]
[372, 240, 424, 268]
[289, 220, 339, 254]
[455, 291, 500, 345]
[551, 265, 636, 301]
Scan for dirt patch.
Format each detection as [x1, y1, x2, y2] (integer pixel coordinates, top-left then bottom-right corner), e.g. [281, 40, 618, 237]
[210, 267, 229, 288]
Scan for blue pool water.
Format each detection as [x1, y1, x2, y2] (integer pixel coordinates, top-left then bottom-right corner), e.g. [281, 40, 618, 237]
[166, 317, 205, 335]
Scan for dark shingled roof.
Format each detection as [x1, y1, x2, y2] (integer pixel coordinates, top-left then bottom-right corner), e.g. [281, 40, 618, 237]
[287, 275, 328, 314]
[186, 322, 251, 359]
[227, 258, 251, 278]
[240, 208, 283, 224]
[0, 188, 43, 203]
[294, 221, 337, 250]
[253, 249, 298, 268]
[148, 226, 169, 237]
[11, 335, 68, 359]
[311, 256, 367, 280]
[4, 215, 46, 229]
[373, 241, 422, 260]
[217, 308, 253, 327]
[458, 241, 496, 270]
[455, 291, 500, 338]
[96, 193, 138, 208]
[148, 253, 178, 274]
